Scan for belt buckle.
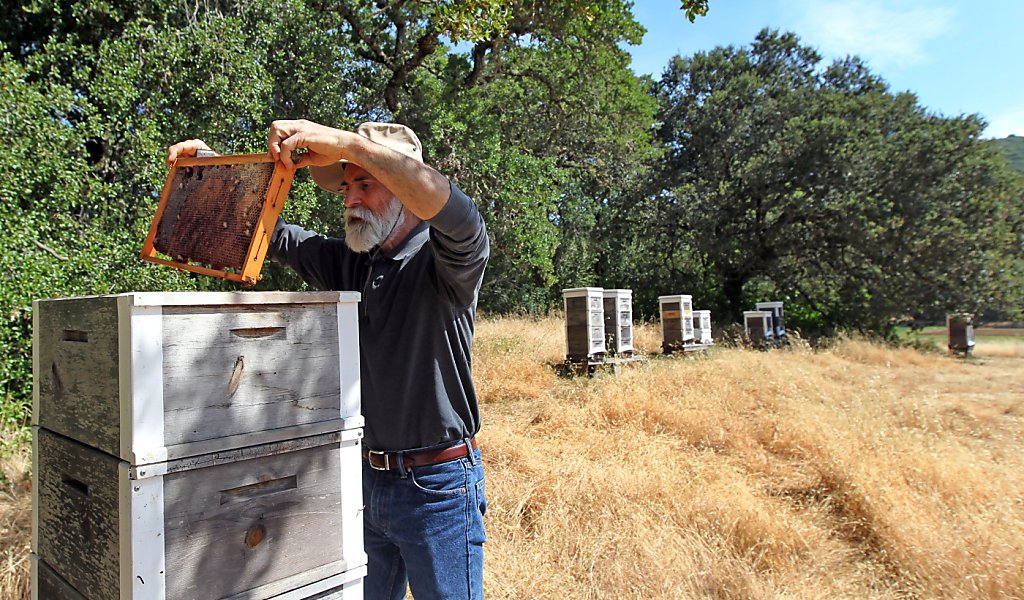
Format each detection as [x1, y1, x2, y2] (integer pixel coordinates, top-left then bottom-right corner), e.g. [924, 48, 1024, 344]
[367, 450, 391, 471]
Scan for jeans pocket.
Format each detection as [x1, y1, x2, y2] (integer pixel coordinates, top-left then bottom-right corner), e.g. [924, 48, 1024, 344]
[474, 467, 487, 516]
[409, 460, 469, 497]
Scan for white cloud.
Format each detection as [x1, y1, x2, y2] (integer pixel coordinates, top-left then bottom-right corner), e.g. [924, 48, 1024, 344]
[984, 107, 1024, 139]
[790, 0, 955, 70]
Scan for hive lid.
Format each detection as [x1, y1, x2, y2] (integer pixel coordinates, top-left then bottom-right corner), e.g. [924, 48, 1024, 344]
[562, 287, 604, 297]
[140, 154, 294, 285]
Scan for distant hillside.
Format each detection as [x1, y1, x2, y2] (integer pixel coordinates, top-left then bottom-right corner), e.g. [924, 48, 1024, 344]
[990, 135, 1024, 173]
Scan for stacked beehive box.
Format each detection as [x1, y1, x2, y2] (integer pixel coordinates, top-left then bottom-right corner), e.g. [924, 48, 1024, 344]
[743, 310, 774, 345]
[563, 288, 606, 363]
[693, 310, 713, 344]
[602, 289, 634, 357]
[755, 301, 786, 340]
[658, 295, 694, 353]
[31, 291, 366, 599]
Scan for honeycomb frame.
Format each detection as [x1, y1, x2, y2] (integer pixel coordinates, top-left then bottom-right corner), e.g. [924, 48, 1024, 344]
[140, 154, 294, 285]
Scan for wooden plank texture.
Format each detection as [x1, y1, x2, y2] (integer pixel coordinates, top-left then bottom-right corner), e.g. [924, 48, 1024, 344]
[34, 297, 122, 457]
[162, 439, 354, 599]
[565, 308, 603, 327]
[564, 296, 587, 315]
[35, 428, 361, 600]
[566, 325, 593, 357]
[127, 291, 360, 307]
[271, 565, 367, 600]
[160, 303, 348, 447]
[34, 293, 361, 463]
[32, 555, 87, 600]
[34, 428, 122, 600]
[224, 561, 350, 600]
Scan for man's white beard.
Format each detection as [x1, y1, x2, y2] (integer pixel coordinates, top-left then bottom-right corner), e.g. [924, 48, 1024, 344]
[344, 198, 404, 253]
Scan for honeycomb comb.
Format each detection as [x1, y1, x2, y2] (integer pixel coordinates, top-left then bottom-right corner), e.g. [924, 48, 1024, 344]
[140, 154, 293, 285]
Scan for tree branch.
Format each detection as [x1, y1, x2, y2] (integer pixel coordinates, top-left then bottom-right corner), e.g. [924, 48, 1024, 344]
[34, 240, 69, 261]
[319, 3, 392, 68]
[384, 29, 439, 114]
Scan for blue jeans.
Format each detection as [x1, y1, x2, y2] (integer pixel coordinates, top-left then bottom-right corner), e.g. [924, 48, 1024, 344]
[362, 444, 487, 599]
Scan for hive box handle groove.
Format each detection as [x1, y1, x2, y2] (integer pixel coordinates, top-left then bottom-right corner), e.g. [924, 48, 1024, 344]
[220, 475, 298, 505]
[61, 473, 89, 497]
[230, 326, 286, 339]
[61, 329, 89, 342]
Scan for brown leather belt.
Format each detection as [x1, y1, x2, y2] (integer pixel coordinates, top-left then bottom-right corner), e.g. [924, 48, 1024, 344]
[364, 437, 479, 472]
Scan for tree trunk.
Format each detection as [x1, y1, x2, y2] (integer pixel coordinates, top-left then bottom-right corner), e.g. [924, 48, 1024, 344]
[722, 273, 746, 324]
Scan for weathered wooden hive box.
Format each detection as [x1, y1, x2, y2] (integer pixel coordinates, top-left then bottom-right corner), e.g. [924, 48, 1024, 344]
[743, 310, 774, 344]
[694, 310, 713, 344]
[32, 427, 364, 599]
[31, 291, 366, 599]
[658, 294, 694, 351]
[33, 555, 366, 600]
[33, 292, 361, 463]
[563, 288, 606, 362]
[755, 301, 785, 339]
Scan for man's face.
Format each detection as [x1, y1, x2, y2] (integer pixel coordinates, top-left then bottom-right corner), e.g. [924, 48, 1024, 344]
[339, 165, 403, 252]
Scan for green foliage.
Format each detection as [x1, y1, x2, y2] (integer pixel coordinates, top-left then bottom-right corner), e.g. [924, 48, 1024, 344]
[990, 135, 1024, 173]
[648, 29, 1024, 333]
[0, 0, 669, 432]
[680, 0, 710, 22]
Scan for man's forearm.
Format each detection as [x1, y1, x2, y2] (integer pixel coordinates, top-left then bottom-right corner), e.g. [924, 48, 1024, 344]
[268, 119, 452, 220]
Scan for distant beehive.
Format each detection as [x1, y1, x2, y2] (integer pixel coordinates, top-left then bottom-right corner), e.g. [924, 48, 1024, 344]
[563, 288, 606, 362]
[659, 295, 694, 352]
[755, 301, 786, 339]
[947, 313, 975, 355]
[694, 310, 713, 344]
[744, 310, 774, 344]
[603, 289, 634, 355]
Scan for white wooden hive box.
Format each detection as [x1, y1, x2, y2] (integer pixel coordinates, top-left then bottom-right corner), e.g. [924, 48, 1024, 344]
[32, 427, 366, 600]
[33, 291, 361, 465]
[562, 288, 606, 358]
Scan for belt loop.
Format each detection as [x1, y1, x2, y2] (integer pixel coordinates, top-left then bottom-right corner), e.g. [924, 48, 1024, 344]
[463, 437, 476, 465]
[396, 452, 409, 478]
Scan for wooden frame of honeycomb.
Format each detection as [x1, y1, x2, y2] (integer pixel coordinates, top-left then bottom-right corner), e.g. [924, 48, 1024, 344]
[140, 154, 294, 285]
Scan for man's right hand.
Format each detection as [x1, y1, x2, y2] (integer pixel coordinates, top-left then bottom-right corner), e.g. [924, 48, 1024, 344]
[166, 139, 214, 166]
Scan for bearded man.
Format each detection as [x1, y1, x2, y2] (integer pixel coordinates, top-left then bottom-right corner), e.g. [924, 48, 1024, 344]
[166, 119, 490, 600]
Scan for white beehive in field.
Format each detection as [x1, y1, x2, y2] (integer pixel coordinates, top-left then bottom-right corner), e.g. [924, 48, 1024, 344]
[32, 291, 367, 599]
[755, 301, 786, 339]
[563, 288, 606, 362]
[947, 313, 975, 356]
[694, 310, 713, 344]
[659, 294, 694, 352]
[602, 289, 634, 355]
[744, 310, 774, 344]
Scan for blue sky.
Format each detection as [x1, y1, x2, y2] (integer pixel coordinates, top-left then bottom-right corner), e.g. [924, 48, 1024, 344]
[625, 0, 1023, 139]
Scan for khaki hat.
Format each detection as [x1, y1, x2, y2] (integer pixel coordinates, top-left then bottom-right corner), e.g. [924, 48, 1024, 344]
[308, 122, 424, 194]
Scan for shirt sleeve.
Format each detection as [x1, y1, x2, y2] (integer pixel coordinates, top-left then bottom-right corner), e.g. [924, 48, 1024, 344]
[426, 182, 490, 307]
[268, 217, 348, 290]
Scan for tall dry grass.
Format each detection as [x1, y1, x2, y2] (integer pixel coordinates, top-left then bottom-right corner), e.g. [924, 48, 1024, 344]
[475, 316, 1024, 599]
[0, 434, 30, 600]
[1, 317, 1022, 599]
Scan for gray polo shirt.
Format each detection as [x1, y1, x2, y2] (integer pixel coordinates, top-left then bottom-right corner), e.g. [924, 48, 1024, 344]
[268, 182, 489, 451]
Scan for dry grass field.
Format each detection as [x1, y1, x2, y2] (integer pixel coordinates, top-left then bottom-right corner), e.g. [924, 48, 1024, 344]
[2, 316, 1022, 599]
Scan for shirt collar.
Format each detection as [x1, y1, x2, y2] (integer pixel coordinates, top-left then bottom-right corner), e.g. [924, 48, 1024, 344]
[382, 220, 429, 260]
